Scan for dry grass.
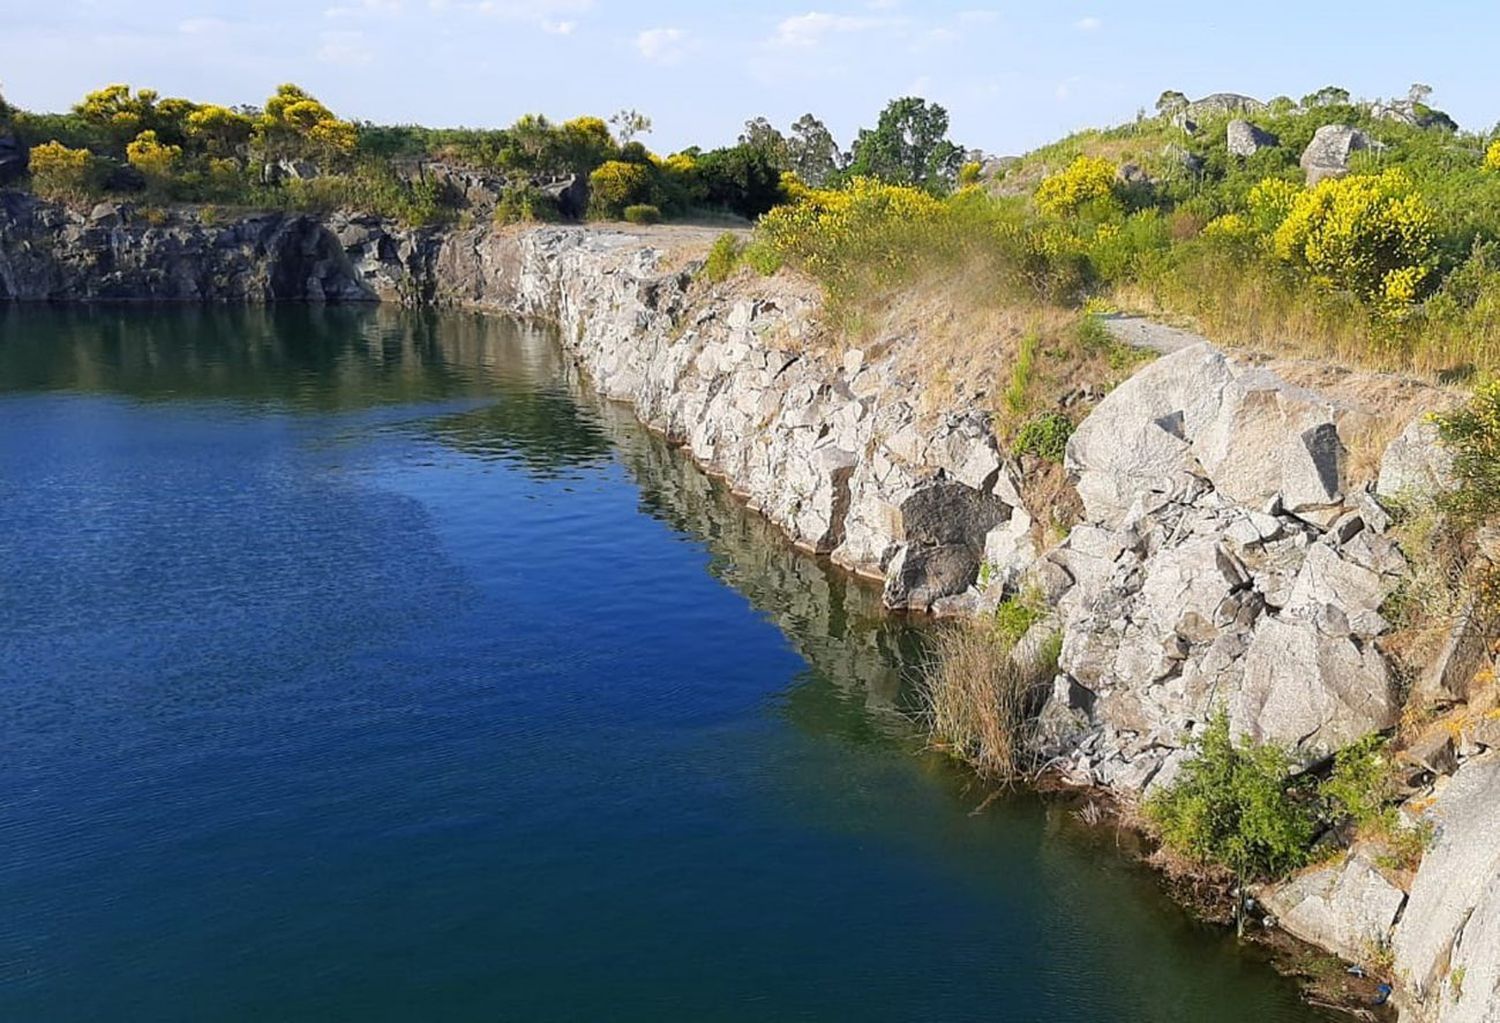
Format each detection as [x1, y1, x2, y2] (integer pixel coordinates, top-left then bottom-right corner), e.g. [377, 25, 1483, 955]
[919, 620, 1056, 781]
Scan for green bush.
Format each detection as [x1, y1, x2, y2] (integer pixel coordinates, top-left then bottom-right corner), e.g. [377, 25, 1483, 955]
[493, 184, 561, 225]
[1321, 733, 1396, 827]
[623, 203, 661, 225]
[1433, 380, 1500, 522]
[703, 232, 745, 282]
[1012, 411, 1075, 462]
[1145, 712, 1316, 882]
[588, 160, 655, 219]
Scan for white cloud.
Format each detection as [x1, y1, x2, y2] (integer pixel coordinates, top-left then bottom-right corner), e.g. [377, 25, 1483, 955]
[1073, 16, 1102, 31]
[427, 0, 592, 30]
[540, 19, 576, 34]
[317, 29, 376, 65]
[635, 26, 690, 64]
[178, 17, 230, 35]
[770, 11, 899, 49]
[325, 0, 401, 18]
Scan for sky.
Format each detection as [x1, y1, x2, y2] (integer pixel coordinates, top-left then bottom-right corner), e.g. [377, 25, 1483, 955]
[2, 1, 1497, 156]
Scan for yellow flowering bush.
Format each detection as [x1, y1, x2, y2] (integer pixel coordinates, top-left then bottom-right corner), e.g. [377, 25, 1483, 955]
[757, 176, 942, 284]
[1034, 156, 1117, 217]
[1486, 140, 1500, 172]
[1202, 213, 1252, 241]
[1246, 178, 1300, 234]
[27, 141, 95, 200]
[125, 130, 182, 185]
[588, 160, 655, 218]
[1270, 170, 1436, 303]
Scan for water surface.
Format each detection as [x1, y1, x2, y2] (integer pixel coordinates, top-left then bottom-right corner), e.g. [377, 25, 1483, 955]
[0, 307, 1334, 1022]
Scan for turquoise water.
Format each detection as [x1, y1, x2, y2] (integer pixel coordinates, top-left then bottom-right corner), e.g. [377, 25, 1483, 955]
[0, 307, 1334, 1022]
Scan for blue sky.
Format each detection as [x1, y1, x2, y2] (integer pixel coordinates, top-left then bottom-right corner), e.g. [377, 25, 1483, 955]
[3, 1, 1495, 156]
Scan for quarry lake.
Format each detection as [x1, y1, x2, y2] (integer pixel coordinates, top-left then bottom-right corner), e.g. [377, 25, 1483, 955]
[0, 307, 1335, 1022]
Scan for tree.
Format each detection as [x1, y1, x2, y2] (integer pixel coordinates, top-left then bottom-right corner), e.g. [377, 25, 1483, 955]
[557, 116, 616, 176]
[186, 105, 254, 157]
[125, 129, 182, 191]
[694, 144, 785, 219]
[1155, 90, 1189, 119]
[847, 97, 963, 192]
[609, 108, 652, 145]
[738, 117, 788, 169]
[588, 159, 655, 218]
[255, 84, 356, 165]
[1303, 85, 1351, 108]
[1408, 83, 1433, 106]
[786, 113, 843, 187]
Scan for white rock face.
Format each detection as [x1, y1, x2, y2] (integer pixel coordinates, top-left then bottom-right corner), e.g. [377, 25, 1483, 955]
[1393, 755, 1500, 1023]
[1045, 340, 1408, 789]
[1377, 418, 1455, 501]
[1262, 850, 1407, 964]
[496, 227, 1034, 612]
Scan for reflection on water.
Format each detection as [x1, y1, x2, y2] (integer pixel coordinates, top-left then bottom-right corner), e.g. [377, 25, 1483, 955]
[0, 305, 1334, 1023]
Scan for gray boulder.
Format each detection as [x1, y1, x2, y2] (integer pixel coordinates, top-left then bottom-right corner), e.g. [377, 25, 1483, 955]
[1301, 125, 1376, 185]
[1377, 417, 1454, 501]
[1187, 93, 1267, 120]
[1393, 755, 1500, 1022]
[1233, 615, 1397, 757]
[882, 479, 1008, 610]
[1261, 849, 1406, 964]
[540, 174, 589, 221]
[1227, 119, 1279, 157]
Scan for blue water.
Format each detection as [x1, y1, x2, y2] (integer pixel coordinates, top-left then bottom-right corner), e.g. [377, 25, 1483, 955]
[0, 307, 1333, 1022]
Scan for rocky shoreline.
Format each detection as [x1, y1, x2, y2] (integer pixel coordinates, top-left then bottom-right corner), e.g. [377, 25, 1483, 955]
[1, 194, 1495, 1022]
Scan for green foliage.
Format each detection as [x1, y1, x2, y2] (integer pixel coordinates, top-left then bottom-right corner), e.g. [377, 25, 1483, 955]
[992, 587, 1045, 645]
[1003, 331, 1039, 415]
[703, 232, 745, 282]
[1012, 411, 1075, 462]
[692, 144, 786, 219]
[493, 184, 561, 225]
[1321, 734, 1396, 828]
[1432, 380, 1500, 522]
[847, 96, 964, 193]
[623, 203, 660, 224]
[1145, 712, 1317, 881]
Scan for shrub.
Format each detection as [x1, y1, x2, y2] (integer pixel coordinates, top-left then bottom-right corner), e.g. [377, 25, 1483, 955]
[1432, 380, 1500, 522]
[703, 232, 744, 282]
[623, 203, 661, 225]
[1321, 733, 1396, 828]
[920, 619, 1055, 780]
[493, 184, 561, 225]
[1035, 156, 1118, 217]
[1145, 712, 1316, 883]
[125, 130, 182, 189]
[1270, 169, 1437, 305]
[27, 140, 95, 200]
[957, 160, 982, 187]
[588, 159, 654, 219]
[1487, 140, 1500, 173]
[1012, 411, 1075, 462]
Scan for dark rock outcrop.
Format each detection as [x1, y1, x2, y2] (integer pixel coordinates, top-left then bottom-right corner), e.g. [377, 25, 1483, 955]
[0, 133, 27, 185]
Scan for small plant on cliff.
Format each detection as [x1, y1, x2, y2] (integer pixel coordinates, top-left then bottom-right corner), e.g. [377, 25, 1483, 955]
[1321, 733, 1397, 829]
[1012, 411, 1075, 463]
[1146, 712, 1316, 895]
[27, 141, 95, 201]
[1432, 379, 1500, 523]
